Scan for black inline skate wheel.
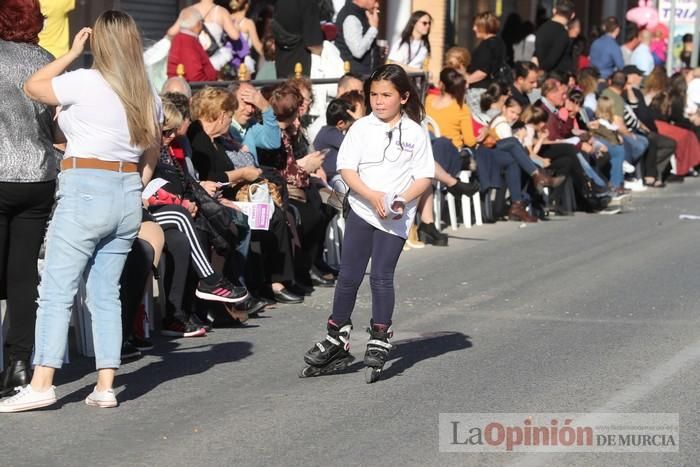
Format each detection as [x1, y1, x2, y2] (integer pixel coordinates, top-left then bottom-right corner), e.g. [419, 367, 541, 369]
[365, 366, 382, 383]
[299, 355, 355, 378]
[299, 365, 321, 378]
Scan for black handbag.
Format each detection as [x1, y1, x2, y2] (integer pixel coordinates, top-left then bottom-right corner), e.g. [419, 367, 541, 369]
[187, 175, 249, 256]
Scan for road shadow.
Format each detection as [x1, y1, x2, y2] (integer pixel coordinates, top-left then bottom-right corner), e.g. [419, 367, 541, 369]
[58, 339, 253, 406]
[339, 331, 472, 381]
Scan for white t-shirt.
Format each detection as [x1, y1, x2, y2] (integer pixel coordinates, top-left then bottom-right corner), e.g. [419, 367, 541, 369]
[337, 112, 435, 239]
[52, 68, 160, 163]
[388, 39, 428, 69]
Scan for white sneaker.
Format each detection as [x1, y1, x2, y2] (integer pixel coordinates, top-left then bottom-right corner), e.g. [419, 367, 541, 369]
[85, 387, 118, 408]
[624, 179, 647, 192]
[623, 161, 636, 174]
[0, 385, 56, 413]
[599, 206, 622, 215]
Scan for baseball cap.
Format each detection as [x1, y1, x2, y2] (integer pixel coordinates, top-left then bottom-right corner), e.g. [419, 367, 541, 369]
[622, 65, 644, 76]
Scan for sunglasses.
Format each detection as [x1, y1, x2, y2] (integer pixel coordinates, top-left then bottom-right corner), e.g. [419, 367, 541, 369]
[420, 21, 431, 26]
[162, 128, 177, 137]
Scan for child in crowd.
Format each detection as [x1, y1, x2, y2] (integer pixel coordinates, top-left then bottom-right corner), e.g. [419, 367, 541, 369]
[300, 64, 434, 383]
[313, 98, 356, 191]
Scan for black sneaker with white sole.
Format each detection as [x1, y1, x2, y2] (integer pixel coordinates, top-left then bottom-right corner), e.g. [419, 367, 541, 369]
[121, 341, 142, 360]
[161, 318, 206, 338]
[195, 278, 248, 304]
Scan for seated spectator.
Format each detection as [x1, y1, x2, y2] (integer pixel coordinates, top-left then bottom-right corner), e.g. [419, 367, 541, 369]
[601, 71, 650, 180]
[119, 215, 165, 357]
[228, 81, 281, 163]
[262, 84, 334, 289]
[669, 72, 700, 141]
[162, 76, 192, 99]
[314, 98, 356, 188]
[578, 67, 600, 113]
[510, 61, 539, 108]
[643, 67, 668, 105]
[388, 10, 432, 72]
[482, 86, 564, 193]
[167, 7, 218, 82]
[425, 67, 477, 150]
[591, 95, 626, 190]
[307, 72, 364, 141]
[535, 79, 600, 211]
[623, 65, 675, 186]
[189, 87, 302, 304]
[150, 99, 249, 335]
[650, 92, 700, 177]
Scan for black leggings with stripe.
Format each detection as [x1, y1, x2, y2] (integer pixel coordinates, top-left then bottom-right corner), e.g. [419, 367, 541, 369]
[149, 204, 214, 279]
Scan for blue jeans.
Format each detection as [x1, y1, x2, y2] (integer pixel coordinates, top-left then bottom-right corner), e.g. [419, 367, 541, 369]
[597, 139, 626, 188]
[33, 169, 142, 369]
[496, 137, 539, 176]
[623, 134, 649, 165]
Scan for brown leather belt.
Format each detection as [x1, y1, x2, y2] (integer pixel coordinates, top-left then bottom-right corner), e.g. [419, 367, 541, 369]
[60, 157, 139, 173]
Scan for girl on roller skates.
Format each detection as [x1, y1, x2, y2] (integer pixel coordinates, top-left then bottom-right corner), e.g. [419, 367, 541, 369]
[301, 64, 435, 383]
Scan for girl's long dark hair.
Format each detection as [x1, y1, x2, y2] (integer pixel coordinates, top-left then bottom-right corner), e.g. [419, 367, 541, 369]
[439, 67, 466, 108]
[364, 64, 425, 124]
[399, 10, 432, 63]
[479, 82, 509, 112]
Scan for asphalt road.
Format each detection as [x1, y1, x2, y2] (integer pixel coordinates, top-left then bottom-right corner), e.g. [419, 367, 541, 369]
[3, 179, 700, 467]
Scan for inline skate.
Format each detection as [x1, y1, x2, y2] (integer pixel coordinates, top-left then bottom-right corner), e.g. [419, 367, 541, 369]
[299, 320, 354, 378]
[364, 320, 393, 383]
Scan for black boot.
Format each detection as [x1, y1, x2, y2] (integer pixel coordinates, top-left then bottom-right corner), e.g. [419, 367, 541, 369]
[417, 222, 448, 246]
[446, 180, 480, 198]
[0, 360, 32, 398]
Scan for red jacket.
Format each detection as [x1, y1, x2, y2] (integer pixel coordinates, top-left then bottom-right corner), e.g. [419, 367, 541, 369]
[167, 32, 218, 82]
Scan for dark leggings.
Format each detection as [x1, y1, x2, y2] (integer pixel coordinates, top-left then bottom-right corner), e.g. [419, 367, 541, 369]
[0, 180, 55, 362]
[119, 238, 155, 340]
[645, 132, 675, 180]
[162, 228, 193, 323]
[290, 186, 331, 285]
[150, 204, 214, 279]
[331, 209, 405, 326]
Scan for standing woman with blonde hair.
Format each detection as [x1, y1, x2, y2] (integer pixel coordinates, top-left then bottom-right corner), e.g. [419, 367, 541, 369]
[1, 10, 161, 412]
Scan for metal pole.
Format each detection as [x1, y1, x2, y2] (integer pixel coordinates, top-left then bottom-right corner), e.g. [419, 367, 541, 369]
[691, 0, 700, 67]
[666, 0, 677, 76]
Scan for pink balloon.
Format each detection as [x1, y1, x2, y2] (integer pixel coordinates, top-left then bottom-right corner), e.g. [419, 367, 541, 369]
[626, 0, 660, 29]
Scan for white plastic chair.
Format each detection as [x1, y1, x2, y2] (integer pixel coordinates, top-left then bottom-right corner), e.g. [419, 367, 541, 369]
[423, 116, 482, 230]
